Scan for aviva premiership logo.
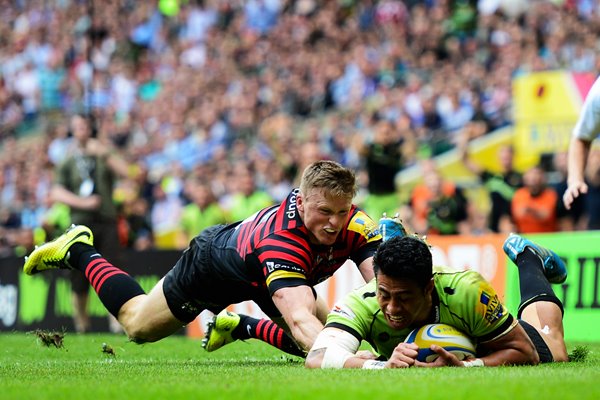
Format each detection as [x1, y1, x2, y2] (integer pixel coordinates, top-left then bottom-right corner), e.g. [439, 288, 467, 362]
[348, 211, 380, 241]
[479, 291, 504, 323]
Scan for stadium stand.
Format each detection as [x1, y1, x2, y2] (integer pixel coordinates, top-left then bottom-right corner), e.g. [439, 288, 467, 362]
[0, 0, 599, 256]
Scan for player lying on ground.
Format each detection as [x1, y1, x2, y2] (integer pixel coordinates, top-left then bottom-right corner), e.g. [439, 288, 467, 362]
[305, 233, 569, 368]
[23, 160, 382, 356]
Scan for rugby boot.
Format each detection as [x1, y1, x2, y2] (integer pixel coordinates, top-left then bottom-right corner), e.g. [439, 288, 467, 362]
[202, 309, 241, 352]
[378, 213, 408, 241]
[503, 234, 567, 284]
[23, 224, 94, 275]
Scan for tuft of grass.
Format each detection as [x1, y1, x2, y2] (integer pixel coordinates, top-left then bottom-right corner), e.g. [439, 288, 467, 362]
[569, 345, 589, 362]
[28, 329, 66, 349]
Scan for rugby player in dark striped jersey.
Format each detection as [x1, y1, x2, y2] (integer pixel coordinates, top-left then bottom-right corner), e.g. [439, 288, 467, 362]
[24, 160, 383, 357]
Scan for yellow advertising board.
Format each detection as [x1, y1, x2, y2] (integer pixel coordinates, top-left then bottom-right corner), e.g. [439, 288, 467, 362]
[512, 71, 596, 169]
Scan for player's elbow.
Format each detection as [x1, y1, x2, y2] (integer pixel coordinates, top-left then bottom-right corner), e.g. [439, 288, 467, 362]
[521, 349, 540, 366]
[511, 342, 540, 366]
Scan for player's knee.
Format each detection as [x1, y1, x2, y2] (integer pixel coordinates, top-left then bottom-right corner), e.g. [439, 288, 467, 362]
[121, 315, 158, 343]
[126, 325, 161, 344]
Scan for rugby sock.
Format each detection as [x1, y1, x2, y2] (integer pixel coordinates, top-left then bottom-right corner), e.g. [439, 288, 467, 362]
[68, 243, 145, 318]
[233, 315, 306, 357]
[515, 248, 564, 318]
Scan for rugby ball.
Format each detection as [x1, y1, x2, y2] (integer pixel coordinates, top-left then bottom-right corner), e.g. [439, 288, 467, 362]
[404, 323, 476, 362]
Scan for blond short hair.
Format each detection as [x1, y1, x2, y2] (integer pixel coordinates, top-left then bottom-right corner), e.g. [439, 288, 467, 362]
[299, 160, 357, 199]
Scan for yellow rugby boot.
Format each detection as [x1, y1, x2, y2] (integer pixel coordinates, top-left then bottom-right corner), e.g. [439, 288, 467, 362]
[23, 224, 94, 275]
[201, 310, 241, 352]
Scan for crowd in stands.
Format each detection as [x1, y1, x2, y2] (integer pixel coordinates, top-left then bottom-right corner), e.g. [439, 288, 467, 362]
[1, 0, 600, 257]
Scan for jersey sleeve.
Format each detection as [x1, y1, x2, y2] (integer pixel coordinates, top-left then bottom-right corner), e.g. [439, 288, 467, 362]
[573, 76, 600, 141]
[257, 231, 312, 295]
[346, 210, 382, 266]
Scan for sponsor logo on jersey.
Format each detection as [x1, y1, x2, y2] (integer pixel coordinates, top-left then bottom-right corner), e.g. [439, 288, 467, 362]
[480, 291, 504, 323]
[266, 261, 303, 274]
[332, 303, 356, 320]
[348, 211, 381, 242]
[286, 188, 299, 219]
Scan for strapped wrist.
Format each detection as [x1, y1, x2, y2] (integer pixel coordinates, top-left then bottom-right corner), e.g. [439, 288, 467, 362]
[462, 358, 484, 367]
[362, 360, 386, 369]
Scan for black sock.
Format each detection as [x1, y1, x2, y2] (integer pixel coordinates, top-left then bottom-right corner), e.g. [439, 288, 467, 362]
[68, 243, 99, 271]
[68, 243, 145, 318]
[233, 314, 306, 358]
[516, 248, 563, 318]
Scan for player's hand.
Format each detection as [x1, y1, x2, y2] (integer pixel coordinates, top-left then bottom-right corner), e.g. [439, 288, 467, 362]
[563, 180, 588, 210]
[414, 345, 463, 368]
[386, 342, 419, 368]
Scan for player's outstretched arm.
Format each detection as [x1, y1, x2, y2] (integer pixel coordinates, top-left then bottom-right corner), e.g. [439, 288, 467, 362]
[272, 285, 326, 352]
[356, 256, 375, 282]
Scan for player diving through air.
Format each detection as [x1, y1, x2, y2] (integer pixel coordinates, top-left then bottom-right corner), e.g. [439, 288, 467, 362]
[23, 161, 382, 357]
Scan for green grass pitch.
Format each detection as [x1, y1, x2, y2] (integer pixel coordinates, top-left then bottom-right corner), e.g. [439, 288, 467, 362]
[1, 332, 599, 400]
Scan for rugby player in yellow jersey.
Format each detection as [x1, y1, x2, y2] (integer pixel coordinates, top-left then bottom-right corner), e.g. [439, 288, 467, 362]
[306, 232, 568, 369]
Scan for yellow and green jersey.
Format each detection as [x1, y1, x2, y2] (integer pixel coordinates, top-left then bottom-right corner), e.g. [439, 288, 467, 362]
[325, 267, 514, 359]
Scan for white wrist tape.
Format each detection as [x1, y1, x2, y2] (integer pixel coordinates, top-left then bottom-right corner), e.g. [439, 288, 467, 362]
[362, 360, 387, 369]
[312, 328, 360, 369]
[462, 358, 485, 367]
[321, 344, 354, 369]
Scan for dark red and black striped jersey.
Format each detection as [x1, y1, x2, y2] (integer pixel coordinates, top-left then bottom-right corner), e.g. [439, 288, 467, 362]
[210, 188, 382, 295]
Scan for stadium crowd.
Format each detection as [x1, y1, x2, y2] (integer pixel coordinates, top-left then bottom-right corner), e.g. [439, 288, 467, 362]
[1, 0, 600, 257]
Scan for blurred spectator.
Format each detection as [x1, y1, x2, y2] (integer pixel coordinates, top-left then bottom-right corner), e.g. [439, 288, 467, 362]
[39, 49, 67, 118]
[46, 120, 72, 166]
[459, 136, 522, 233]
[41, 198, 71, 242]
[511, 165, 558, 234]
[359, 118, 404, 220]
[177, 178, 227, 249]
[124, 196, 154, 251]
[244, 0, 282, 35]
[222, 162, 274, 222]
[405, 160, 468, 235]
[0, 0, 599, 256]
[423, 167, 470, 236]
[150, 182, 183, 249]
[51, 114, 133, 333]
[462, 202, 493, 236]
[257, 158, 294, 203]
